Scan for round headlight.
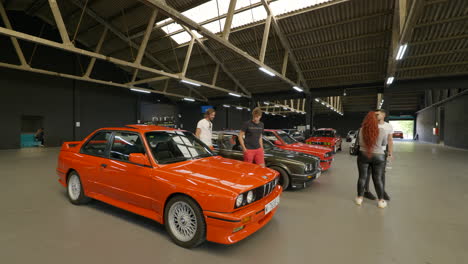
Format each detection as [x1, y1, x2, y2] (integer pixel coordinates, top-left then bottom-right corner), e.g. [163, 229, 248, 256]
[246, 191, 254, 203]
[236, 194, 244, 207]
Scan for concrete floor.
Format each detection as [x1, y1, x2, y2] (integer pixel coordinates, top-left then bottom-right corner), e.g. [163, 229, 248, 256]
[1, 141, 467, 264]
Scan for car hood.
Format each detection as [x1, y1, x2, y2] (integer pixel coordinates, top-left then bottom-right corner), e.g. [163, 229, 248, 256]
[265, 147, 320, 163]
[281, 143, 331, 155]
[307, 137, 338, 144]
[158, 156, 276, 194]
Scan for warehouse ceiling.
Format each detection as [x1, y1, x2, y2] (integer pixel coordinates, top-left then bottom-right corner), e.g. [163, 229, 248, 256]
[1, 0, 467, 114]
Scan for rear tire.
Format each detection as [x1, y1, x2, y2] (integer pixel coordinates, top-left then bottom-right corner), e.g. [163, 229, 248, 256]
[272, 167, 290, 190]
[67, 171, 91, 205]
[164, 195, 206, 248]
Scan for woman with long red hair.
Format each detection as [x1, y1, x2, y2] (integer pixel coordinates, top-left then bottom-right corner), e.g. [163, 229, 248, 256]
[356, 111, 388, 208]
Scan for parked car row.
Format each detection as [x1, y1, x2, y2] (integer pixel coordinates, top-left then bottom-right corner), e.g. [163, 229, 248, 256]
[56, 125, 340, 249]
[305, 128, 343, 153]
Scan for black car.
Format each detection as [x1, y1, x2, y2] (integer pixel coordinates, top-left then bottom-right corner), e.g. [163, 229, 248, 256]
[212, 131, 322, 190]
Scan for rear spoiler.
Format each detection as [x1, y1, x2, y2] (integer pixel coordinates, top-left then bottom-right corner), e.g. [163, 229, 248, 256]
[61, 141, 81, 151]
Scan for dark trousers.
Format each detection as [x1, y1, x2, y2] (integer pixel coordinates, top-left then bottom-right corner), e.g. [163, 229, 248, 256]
[357, 152, 386, 199]
[364, 151, 388, 193]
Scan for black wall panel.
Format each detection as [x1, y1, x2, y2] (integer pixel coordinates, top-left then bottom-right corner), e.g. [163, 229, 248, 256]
[441, 94, 468, 149]
[416, 107, 438, 144]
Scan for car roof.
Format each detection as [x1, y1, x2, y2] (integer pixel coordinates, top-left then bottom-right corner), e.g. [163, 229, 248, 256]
[98, 125, 178, 133]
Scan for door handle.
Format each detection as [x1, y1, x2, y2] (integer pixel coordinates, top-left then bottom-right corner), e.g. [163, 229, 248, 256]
[101, 163, 107, 168]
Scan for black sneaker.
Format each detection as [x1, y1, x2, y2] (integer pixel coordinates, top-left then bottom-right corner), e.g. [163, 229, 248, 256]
[364, 191, 376, 200]
[383, 192, 391, 201]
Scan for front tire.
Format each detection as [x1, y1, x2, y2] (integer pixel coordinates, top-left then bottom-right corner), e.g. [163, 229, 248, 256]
[272, 167, 290, 190]
[164, 196, 206, 248]
[67, 171, 91, 205]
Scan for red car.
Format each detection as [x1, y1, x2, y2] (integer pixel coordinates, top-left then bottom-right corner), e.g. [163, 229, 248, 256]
[57, 125, 282, 248]
[306, 128, 343, 153]
[393, 131, 404, 139]
[264, 129, 334, 171]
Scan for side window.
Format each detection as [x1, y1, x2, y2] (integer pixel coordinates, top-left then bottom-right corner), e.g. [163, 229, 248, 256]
[264, 131, 278, 141]
[110, 132, 145, 161]
[81, 131, 112, 157]
[211, 133, 219, 149]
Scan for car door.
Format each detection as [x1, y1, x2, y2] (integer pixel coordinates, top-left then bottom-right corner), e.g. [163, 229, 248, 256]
[99, 131, 153, 209]
[78, 131, 113, 194]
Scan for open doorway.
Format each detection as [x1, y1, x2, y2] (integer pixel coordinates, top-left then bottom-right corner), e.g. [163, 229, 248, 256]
[389, 120, 414, 140]
[20, 116, 44, 147]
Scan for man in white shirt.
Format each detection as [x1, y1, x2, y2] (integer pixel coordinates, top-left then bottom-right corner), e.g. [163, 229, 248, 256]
[196, 108, 216, 149]
[364, 109, 394, 201]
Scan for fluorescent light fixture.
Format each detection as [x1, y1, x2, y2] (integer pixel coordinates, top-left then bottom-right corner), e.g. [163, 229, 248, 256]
[264, 102, 270, 105]
[321, 102, 326, 105]
[181, 79, 201, 86]
[130, 88, 151, 94]
[386, 77, 394, 85]
[396, 44, 408, 60]
[228, 92, 241, 97]
[283, 107, 288, 110]
[343, 89, 347, 96]
[259, 67, 275, 77]
[223, 104, 230, 108]
[183, 97, 195, 102]
[315, 98, 320, 102]
[247, 108, 251, 111]
[236, 106, 243, 110]
[293, 86, 303, 92]
[265, 111, 270, 114]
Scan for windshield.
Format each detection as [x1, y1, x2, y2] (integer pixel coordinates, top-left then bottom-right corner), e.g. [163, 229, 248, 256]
[145, 131, 213, 164]
[312, 130, 335, 137]
[276, 131, 297, 144]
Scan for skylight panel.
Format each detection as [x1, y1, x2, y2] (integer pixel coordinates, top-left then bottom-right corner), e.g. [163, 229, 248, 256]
[159, 0, 333, 45]
[231, 6, 267, 28]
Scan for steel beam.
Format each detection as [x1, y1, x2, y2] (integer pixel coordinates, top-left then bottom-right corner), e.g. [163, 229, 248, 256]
[222, 0, 237, 40]
[139, 0, 299, 88]
[130, 76, 170, 86]
[134, 9, 158, 65]
[259, 14, 272, 64]
[262, 0, 310, 89]
[147, 0, 348, 44]
[211, 65, 220, 85]
[281, 52, 289, 76]
[84, 27, 108, 77]
[183, 26, 251, 97]
[0, 62, 207, 101]
[68, 0, 206, 100]
[0, 1, 27, 66]
[181, 37, 195, 77]
[48, 0, 72, 45]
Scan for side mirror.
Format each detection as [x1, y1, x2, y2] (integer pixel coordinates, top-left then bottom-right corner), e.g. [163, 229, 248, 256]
[274, 140, 283, 145]
[129, 153, 151, 167]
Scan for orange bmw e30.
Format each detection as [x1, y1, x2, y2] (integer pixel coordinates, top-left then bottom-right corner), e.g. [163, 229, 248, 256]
[56, 125, 282, 248]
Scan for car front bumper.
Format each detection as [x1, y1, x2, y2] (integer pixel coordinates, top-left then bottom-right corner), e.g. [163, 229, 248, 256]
[319, 158, 333, 171]
[203, 185, 282, 245]
[290, 170, 322, 189]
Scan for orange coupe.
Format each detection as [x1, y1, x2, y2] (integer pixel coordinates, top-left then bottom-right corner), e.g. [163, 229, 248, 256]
[56, 125, 282, 248]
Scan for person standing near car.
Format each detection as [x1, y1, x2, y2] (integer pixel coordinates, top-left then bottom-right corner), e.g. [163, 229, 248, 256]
[195, 108, 215, 149]
[35, 127, 45, 147]
[239, 107, 265, 167]
[363, 109, 394, 201]
[355, 111, 388, 208]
